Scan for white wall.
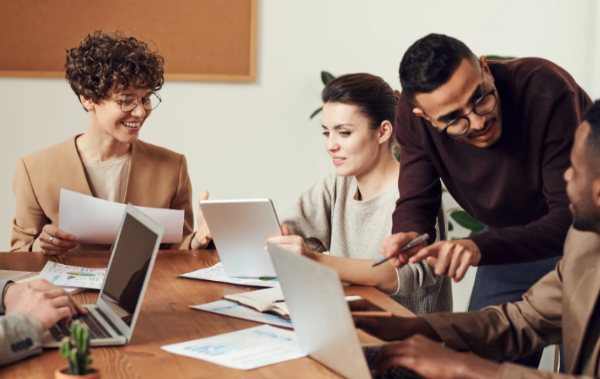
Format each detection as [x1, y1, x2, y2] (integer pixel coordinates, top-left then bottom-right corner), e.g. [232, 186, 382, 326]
[1, 0, 590, 370]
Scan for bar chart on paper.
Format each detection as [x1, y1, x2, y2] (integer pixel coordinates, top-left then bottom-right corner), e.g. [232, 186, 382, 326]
[161, 325, 306, 369]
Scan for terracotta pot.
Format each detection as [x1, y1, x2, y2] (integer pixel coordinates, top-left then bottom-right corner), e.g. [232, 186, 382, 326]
[54, 367, 101, 379]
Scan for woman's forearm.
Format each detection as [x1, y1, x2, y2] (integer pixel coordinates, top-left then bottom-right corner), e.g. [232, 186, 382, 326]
[308, 252, 399, 294]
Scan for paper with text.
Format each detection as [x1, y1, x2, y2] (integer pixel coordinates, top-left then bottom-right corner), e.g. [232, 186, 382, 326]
[59, 189, 183, 244]
[40, 262, 106, 290]
[161, 325, 305, 370]
[180, 262, 279, 288]
[191, 300, 293, 329]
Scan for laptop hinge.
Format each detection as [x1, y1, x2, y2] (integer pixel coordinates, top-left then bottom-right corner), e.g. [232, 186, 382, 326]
[95, 307, 124, 337]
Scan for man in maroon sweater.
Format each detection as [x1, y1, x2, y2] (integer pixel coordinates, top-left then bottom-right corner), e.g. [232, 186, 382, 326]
[380, 34, 591, 367]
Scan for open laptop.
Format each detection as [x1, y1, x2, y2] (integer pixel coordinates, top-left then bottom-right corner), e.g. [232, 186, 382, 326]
[267, 242, 424, 379]
[200, 199, 281, 277]
[43, 203, 164, 347]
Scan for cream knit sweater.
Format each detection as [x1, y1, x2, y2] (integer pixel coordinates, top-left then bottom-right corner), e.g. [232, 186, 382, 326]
[281, 171, 452, 315]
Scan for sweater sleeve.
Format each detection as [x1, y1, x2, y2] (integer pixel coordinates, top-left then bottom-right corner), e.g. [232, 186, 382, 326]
[392, 96, 442, 245]
[471, 93, 587, 265]
[280, 173, 336, 253]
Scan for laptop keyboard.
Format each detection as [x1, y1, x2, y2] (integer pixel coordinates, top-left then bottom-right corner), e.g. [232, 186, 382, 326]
[363, 346, 426, 379]
[49, 312, 112, 341]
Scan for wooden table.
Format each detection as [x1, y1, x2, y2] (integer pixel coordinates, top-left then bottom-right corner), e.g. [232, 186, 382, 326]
[0, 250, 414, 379]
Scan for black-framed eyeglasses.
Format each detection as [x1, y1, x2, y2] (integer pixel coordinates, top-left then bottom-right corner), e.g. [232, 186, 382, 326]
[110, 93, 162, 113]
[437, 86, 497, 137]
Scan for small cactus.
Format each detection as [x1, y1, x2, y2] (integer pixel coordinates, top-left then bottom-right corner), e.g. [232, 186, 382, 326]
[60, 321, 93, 375]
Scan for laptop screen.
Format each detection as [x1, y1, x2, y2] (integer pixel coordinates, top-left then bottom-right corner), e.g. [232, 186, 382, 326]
[100, 212, 159, 326]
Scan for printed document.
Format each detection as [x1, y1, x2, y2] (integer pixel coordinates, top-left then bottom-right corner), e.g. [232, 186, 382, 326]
[191, 300, 293, 329]
[59, 189, 184, 244]
[40, 262, 106, 290]
[180, 262, 279, 288]
[161, 325, 306, 370]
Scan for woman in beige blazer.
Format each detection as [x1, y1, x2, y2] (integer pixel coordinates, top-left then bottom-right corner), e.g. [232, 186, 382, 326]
[10, 31, 211, 253]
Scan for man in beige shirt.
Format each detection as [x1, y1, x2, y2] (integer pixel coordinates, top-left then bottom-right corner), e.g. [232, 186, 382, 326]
[352, 100, 600, 378]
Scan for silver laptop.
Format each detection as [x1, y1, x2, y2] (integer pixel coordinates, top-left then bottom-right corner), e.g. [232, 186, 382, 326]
[267, 242, 424, 379]
[200, 199, 281, 277]
[43, 204, 164, 347]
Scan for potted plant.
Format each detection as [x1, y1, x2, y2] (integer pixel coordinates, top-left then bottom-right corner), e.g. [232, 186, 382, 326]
[55, 321, 100, 379]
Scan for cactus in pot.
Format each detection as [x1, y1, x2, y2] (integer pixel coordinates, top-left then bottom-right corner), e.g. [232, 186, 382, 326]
[55, 321, 99, 378]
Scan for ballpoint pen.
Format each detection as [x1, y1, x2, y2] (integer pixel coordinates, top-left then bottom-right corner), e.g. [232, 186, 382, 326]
[371, 233, 429, 268]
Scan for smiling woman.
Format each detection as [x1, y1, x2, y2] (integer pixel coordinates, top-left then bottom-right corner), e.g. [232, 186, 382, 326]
[10, 31, 211, 254]
[268, 73, 452, 316]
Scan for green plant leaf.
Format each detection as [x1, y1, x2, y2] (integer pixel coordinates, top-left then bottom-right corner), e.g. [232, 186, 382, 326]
[450, 210, 485, 233]
[321, 71, 334, 85]
[393, 145, 400, 162]
[485, 55, 516, 61]
[310, 106, 323, 120]
[448, 221, 453, 231]
[259, 276, 277, 281]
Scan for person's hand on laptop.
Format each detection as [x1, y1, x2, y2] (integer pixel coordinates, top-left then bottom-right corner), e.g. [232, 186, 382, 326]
[32, 224, 78, 255]
[191, 190, 213, 249]
[350, 299, 439, 342]
[373, 335, 500, 379]
[4, 280, 87, 329]
[266, 224, 317, 259]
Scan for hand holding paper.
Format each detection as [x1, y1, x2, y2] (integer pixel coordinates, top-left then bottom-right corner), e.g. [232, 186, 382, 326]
[59, 189, 184, 244]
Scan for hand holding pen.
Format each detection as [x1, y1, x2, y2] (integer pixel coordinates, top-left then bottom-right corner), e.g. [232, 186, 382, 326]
[374, 232, 430, 268]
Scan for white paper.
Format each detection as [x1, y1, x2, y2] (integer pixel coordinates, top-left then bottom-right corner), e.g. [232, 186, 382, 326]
[191, 300, 293, 329]
[161, 325, 306, 370]
[180, 262, 279, 288]
[40, 262, 106, 290]
[59, 189, 183, 244]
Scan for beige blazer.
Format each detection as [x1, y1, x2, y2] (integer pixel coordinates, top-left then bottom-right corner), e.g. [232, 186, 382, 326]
[10, 136, 194, 252]
[423, 227, 600, 378]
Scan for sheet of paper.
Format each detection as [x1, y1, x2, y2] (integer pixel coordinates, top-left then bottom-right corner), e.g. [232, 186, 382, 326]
[180, 262, 279, 288]
[40, 262, 106, 290]
[161, 325, 306, 370]
[58, 188, 183, 244]
[191, 300, 293, 329]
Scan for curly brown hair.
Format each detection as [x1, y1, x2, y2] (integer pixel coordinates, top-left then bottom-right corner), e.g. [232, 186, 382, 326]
[65, 31, 165, 110]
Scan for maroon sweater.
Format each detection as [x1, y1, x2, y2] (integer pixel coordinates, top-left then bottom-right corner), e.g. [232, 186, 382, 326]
[393, 58, 591, 265]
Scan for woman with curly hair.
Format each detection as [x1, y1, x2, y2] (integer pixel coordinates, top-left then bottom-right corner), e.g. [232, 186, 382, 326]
[10, 31, 211, 253]
[267, 73, 452, 315]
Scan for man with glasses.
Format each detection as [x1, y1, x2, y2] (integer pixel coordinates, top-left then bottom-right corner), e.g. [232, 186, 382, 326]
[10, 31, 212, 253]
[379, 34, 591, 368]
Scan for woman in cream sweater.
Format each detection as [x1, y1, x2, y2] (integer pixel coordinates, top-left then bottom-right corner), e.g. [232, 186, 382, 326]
[268, 74, 451, 315]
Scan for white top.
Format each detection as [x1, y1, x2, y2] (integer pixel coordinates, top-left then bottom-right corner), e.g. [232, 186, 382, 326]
[281, 171, 452, 315]
[83, 152, 131, 203]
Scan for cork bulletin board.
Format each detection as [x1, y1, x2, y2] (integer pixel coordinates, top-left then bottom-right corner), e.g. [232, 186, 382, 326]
[0, 0, 257, 82]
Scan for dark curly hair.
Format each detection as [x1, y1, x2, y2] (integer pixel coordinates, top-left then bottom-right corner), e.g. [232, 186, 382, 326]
[65, 31, 165, 110]
[399, 33, 477, 106]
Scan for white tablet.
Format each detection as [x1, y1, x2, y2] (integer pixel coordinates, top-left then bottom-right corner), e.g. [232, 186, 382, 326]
[199, 199, 282, 277]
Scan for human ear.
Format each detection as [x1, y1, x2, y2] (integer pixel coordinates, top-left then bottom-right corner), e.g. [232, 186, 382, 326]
[80, 95, 94, 112]
[413, 108, 431, 122]
[479, 56, 494, 83]
[378, 120, 393, 144]
[592, 177, 600, 210]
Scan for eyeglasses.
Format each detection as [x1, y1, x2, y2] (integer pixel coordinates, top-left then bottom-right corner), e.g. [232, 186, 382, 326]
[437, 77, 497, 137]
[110, 93, 162, 113]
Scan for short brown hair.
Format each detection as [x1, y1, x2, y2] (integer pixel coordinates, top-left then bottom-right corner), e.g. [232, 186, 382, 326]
[65, 31, 165, 109]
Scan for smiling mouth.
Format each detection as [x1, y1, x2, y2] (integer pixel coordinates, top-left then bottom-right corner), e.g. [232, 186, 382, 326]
[122, 121, 141, 129]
